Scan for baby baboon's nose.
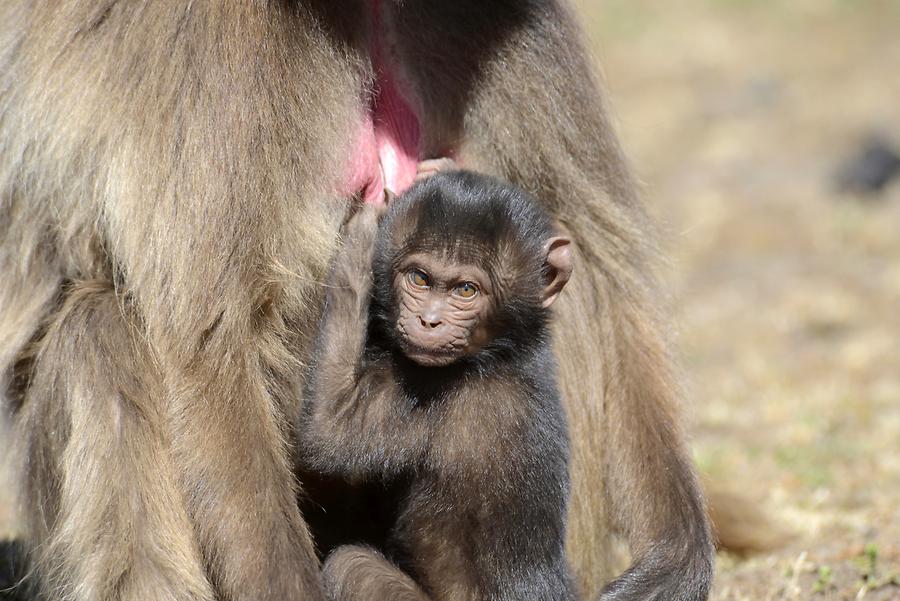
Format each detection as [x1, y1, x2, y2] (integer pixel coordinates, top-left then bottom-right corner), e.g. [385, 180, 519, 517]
[419, 315, 443, 329]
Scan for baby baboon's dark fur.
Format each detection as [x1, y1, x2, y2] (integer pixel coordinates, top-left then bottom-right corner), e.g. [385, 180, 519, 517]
[300, 172, 576, 600]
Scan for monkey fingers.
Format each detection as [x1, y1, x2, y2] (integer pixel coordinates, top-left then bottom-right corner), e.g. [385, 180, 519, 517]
[414, 158, 457, 181]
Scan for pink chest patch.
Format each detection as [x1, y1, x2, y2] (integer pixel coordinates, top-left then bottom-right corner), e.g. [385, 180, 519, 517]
[344, 0, 421, 204]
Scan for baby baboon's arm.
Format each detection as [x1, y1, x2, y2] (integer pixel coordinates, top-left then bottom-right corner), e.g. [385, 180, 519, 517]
[300, 206, 428, 477]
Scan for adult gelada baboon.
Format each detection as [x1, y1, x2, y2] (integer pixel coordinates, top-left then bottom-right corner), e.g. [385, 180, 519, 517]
[0, 2, 713, 601]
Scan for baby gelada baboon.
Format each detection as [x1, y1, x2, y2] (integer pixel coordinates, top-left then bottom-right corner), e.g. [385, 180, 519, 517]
[298, 167, 577, 601]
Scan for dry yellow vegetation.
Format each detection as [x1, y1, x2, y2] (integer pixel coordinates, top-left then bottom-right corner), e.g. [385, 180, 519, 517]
[579, 1, 900, 598]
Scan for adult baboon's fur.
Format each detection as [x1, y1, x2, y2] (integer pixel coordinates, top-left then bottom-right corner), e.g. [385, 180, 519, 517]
[0, 2, 713, 600]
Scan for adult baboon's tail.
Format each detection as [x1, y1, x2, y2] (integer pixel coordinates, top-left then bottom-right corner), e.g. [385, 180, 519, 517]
[705, 483, 793, 555]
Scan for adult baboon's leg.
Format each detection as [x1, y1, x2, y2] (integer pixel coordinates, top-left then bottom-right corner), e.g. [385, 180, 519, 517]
[323, 546, 430, 601]
[1, 3, 360, 598]
[16, 282, 215, 601]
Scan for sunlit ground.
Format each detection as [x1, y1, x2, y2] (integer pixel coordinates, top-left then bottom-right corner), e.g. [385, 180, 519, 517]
[579, 1, 900, 598]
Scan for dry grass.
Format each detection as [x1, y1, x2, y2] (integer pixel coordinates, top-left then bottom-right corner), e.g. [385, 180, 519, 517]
[578, 1, 900, 598]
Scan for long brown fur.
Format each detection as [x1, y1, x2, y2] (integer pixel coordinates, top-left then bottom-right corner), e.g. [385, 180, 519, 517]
[1, 1, 713, 600]
[323, 546, 429, 601]
[17, 282, 214, 600]
[706, 484, 793, 555]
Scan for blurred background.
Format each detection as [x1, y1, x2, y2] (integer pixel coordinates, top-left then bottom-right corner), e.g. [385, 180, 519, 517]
[3, 2, 899, 599]
[576, 0, 900, 598]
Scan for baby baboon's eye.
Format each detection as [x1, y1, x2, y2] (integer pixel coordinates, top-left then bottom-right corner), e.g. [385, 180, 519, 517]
[453, 282, 478, 299]
[408, 269, 430, 288]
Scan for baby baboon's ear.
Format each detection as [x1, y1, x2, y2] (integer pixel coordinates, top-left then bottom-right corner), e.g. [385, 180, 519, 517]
[542, 236, 573, 308]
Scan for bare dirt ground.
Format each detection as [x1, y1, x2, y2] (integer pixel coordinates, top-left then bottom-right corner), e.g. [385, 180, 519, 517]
[578, 1, 900, 599]
[3, 2, 899, 599]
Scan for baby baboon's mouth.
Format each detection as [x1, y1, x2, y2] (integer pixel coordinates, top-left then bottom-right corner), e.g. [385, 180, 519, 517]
[401, 342, 462, 367]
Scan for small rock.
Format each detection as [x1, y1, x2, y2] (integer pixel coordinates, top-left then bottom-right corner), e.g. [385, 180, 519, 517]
[834, 134, 900, 195]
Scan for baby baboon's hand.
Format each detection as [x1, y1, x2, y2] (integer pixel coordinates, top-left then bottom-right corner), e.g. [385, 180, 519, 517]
[415, 158, 457, 181]
[331, 203, 381, 295]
